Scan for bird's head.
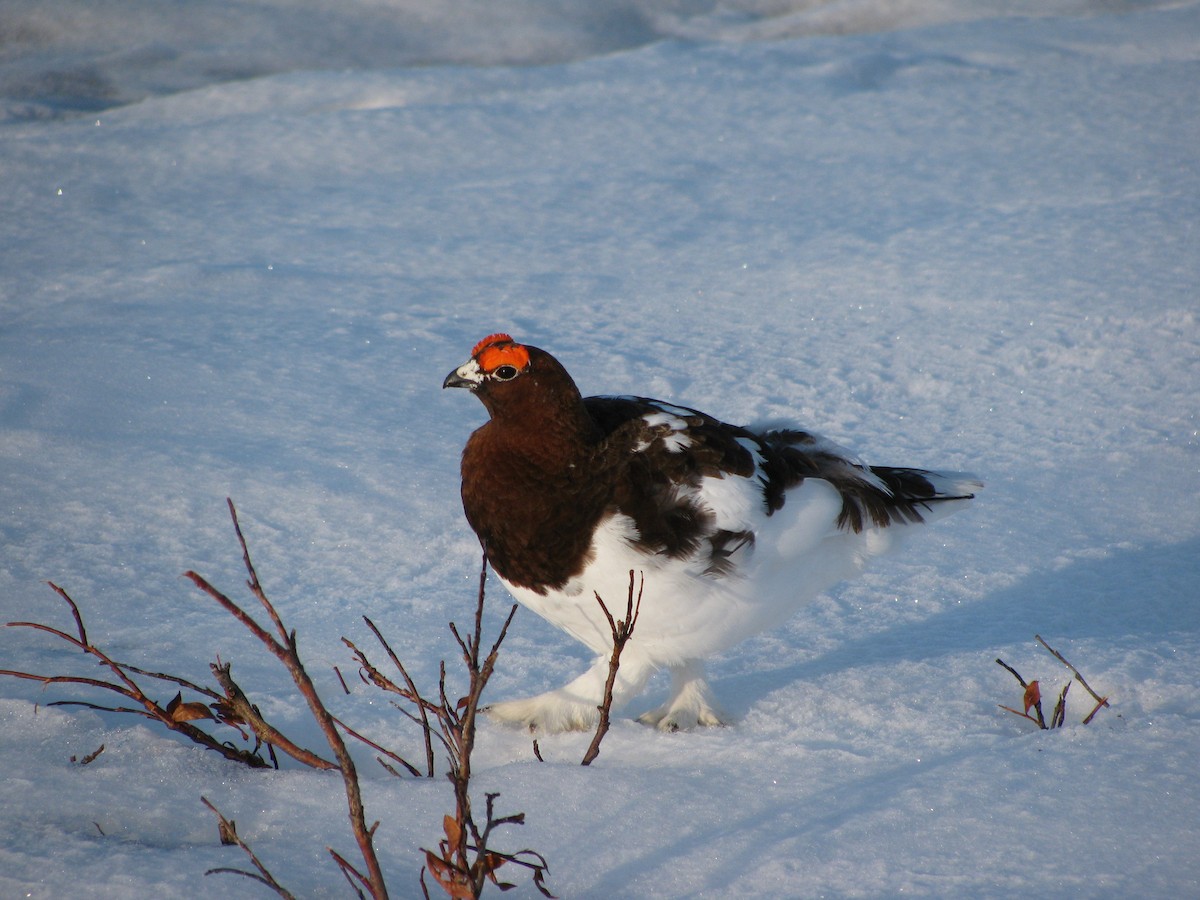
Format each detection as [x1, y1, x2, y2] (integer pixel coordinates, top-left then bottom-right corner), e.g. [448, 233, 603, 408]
[443, 333, 585, 422]
[442, 333, 531, 392]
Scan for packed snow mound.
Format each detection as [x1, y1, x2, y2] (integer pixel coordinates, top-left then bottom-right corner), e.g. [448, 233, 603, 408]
[0, 0, 1186, 115]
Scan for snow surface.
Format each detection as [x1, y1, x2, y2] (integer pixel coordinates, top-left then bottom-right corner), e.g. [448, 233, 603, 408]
[2, 0, 1199, 897]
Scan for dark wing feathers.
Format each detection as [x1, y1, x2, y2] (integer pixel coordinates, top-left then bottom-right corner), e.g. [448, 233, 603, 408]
[864, 465, 978, 527]
[585, 396, 757, 478]
[586, 396, 758, 570]
[587, 397, 972, 540]
[761, 431, 975, 532]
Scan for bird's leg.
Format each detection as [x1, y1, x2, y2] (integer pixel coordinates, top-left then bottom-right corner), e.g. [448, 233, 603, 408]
[636, 659, 729, 732]
[485, 654, 654, 734]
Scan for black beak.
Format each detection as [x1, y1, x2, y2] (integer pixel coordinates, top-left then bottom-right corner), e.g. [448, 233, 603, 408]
[443, 368, 474, 390]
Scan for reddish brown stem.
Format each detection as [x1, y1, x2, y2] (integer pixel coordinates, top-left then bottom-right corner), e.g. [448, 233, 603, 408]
[192, 500, 389, 899]
[582, 570, 643, 767]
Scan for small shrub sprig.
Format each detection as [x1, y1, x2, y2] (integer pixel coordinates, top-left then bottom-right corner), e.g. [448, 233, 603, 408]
[996, 635, 1110, 729]
[581, 571, 643, 767]
[2, 499, 553, 899]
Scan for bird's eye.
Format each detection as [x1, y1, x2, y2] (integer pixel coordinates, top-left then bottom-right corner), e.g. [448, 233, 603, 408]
[492, 365, 519, 381]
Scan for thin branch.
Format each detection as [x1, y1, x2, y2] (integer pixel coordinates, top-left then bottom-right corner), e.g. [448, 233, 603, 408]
[1035, 634, 1110, 712]
[352, 617, 439, 777]
[334, 666, 351, 696]
[997, 704, 1043, 726]
[4, 620, 87, 649]
[417, 554, 552, 898]
[201, 796, 296, 899]
[192, 501, 389, 899]
[1082, 695, 1110, 725]
[334, 715, 422, 778]
[74, 744, 106, 765]
[0, 669, 149, 705]
[329, 847, 371, 900]
[46, 581, 88, 646]
[4, 608, 224, 702]
[183, 571, 283, 656]
[227, 498, 289, 644]
[1051, 680, 1071, 729]
[582, 570, 643, 767]
[4, 588, 272, 768]
[113, 663, 224, 701]
[49, 700, 160, 716]
[994, 657, 1028, 688]
[209, 662, 336, 770]
[994, 657, 1046, 728]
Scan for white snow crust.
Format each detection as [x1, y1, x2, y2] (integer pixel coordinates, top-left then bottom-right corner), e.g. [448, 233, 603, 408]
[2, 1, 1198, 897]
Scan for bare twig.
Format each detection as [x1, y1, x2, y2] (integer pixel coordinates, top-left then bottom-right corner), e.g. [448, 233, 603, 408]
[334, 666, 351, 695]
[3, 586, 272, 768]
[996, 703, 1043, 727]
[333, 714, 423, 778]
[1035, 634, 1110, 718]
[71, 744, 106, 765]
[417, 554, 552, 899]
[994, 658, 1046, 728]
[226, 497, 288, 643]
[46, 580, 88, 645]
[582, 570, 643, 767]
[1051, 680, 1070, 729]
[188, 499, 390, 899]
[329, 846, 372, 899]
[202, 796, 297, 899]
[997, 637, 1110, 729]
[347, 617, 440, 778]
[994, 657, 1029, 688]
[208, 661, 336, 770]
[6, 500, 554, 898]
[1081, 696, 1109, 725]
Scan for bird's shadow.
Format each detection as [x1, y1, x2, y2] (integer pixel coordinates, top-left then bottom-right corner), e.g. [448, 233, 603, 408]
[717, 536, 1200, 716]
[565, 537, 1200, 898]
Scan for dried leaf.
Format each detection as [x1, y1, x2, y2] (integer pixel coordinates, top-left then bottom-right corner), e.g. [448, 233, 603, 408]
[165, 691, 216, 722]
[533, 867, 557, 898]
[481, 852, 506, 876]
[443, 814, 462, 849]
[174, 702, 216, 722]
[424, 850, 452, 882]
[1023, 680, 1041, 716]
[425, 850, 473, 899]
[484, 852, 516, 890]
[217, 817, 238, 846]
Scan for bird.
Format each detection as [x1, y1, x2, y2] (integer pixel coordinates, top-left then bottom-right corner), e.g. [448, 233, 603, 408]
[443, 333, 981, 733]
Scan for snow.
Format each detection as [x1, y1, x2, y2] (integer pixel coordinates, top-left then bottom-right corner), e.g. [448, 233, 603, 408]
[2, 0, 1198, 896]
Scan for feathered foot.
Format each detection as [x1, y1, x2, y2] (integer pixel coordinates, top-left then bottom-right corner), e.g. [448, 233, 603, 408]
[636, 660, 729, 732]
[486, 655, 652, 734]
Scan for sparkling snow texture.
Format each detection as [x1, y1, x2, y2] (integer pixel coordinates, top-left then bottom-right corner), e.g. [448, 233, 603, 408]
[2, 1, 1198, 897]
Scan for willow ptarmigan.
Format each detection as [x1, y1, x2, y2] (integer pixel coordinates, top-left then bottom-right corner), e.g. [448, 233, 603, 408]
[444, 333, 981, 733]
